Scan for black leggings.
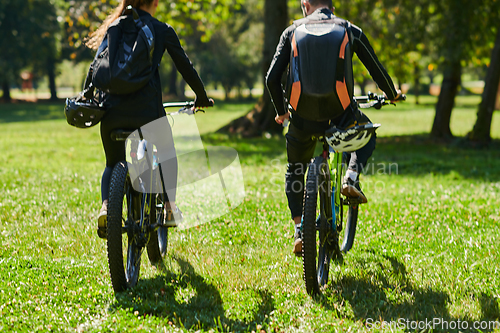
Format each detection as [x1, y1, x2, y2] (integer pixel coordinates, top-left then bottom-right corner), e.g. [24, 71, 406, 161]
[285, 109, 376, 219]
[100, 113, 177, 203]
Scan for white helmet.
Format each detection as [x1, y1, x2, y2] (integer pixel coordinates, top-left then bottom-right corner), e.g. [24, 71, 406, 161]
[325, 123, 380, 152]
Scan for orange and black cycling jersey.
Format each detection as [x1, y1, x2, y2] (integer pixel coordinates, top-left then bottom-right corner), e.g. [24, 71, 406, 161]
[266, 8, 398, 117]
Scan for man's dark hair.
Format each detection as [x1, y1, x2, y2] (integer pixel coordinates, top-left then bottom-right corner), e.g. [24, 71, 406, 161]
[307, 0, 333, 7]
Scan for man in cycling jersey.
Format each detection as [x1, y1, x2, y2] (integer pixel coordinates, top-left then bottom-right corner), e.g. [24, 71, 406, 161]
[266, 0, 401, 255]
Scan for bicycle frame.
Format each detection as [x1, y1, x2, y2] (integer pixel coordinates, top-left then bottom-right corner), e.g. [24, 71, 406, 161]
[127, 137, 154, 250]
[301, 93, 405, 295]
[319, 140, 345, 235]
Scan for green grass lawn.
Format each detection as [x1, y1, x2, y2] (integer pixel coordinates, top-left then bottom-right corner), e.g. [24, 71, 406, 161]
[0, 97, 499, 332]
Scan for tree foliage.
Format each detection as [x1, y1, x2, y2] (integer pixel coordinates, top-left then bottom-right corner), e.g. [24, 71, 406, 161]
[2, 0, 500, 140]
[195, 0, 263, 99]
[60, 0, 243, 61]
[0, 0, 59, 100]
[332, 0, 499, 139]
[428, 0, 499, 139]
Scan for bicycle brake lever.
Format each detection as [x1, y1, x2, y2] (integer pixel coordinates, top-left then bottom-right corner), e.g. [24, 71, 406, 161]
[179, 107, 205, 114]
[178, 107, 194, 115]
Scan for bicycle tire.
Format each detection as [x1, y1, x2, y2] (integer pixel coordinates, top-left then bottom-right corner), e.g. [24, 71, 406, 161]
[155, 194, 169, 258]
[154, 166, 169, 257]
[148, 194, 167, 261]
[302, 157, 336, 295]
[147, 163, 168, 266]
[107, 161, 141, 293]
[340, 205, 358, 253]
[146, 199, 163, 264]
[336, 153, 359, 253]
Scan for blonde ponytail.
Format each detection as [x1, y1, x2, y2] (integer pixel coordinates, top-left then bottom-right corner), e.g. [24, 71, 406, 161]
[84, 0, 153, 50]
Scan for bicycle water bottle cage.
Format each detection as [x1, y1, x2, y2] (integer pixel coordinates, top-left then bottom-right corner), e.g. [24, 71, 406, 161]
[325, 123, 380, 152]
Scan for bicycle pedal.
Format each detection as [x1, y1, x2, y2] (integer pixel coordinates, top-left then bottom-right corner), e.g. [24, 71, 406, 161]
[343, 196, 365, 206]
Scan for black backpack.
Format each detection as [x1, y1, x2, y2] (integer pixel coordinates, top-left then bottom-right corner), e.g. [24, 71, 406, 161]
[91, 6, 155, 95]
[287, 18, 354, 121]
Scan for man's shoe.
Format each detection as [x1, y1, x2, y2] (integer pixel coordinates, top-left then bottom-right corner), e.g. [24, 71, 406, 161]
[341, 176, 368, 204]
[97, 203, 107, 239]
[293, 229, 302, 257]
[163, 207, 183, 227]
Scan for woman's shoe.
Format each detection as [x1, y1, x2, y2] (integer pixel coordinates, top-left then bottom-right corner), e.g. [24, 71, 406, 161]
[97, 201, 107, 239]
[163, 207, 183, 227]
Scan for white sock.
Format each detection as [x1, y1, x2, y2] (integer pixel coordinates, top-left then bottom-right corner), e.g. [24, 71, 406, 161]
[346, 169, 358, 181]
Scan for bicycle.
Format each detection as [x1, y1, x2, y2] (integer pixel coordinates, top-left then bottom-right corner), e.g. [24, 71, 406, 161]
[301, 92, 405, 295]
[105, 101, 202, 293]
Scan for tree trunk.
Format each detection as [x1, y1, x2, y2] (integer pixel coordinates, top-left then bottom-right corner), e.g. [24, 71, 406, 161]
[496, 84, 500, 110]
[430, 60, 462, 139]
[414, 64, 420, 105]
[179, 79, 185, 100]
[219, 0, 288, 136]
[47, 57, 58, 101]
[468, 28, 500, 143]
[169, 64, 178, 97]
[2, 81, 11, 102]
[359, 78, 368, 96]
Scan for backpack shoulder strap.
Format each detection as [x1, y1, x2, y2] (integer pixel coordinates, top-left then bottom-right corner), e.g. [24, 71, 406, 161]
[341, 20, 353, 47]
[336, 19, 355, 111]
[123, 6, 155, 62]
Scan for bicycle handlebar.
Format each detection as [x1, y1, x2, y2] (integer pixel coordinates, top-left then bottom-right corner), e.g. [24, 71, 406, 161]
[163, 101, 206, 115]
[355, 92, 406, 109]
[163, 101, 195, 108]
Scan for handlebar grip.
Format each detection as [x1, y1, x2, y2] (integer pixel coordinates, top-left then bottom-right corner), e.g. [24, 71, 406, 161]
[163, 101, 195, 109]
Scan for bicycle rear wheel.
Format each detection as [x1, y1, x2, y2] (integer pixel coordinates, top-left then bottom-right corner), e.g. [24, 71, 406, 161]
[302, 157, 337, 295]
[107, 161, 143, 293]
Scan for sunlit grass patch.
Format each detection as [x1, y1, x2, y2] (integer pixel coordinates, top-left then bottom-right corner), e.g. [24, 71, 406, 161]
[1, 97, 499, 332]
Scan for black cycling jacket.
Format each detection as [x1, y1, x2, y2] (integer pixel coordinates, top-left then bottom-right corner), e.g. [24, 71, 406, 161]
[266, 8, 398, 117]
[103, 9, 210, 118]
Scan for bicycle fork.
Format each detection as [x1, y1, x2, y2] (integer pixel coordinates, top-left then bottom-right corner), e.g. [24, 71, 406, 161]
[328, 149, 343, 234]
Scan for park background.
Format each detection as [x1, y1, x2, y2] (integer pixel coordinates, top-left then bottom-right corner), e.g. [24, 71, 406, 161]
[1, 0, 499, 332]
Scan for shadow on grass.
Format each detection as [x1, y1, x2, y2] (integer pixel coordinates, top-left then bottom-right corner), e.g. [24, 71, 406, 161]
[202, 132, 500, 181]
[318, 254, 499, 332]
[374, 135, 500, 182]
[202, 133, 287, 163]
[111, 256, 274, 332]
[0, 101, 65, 123]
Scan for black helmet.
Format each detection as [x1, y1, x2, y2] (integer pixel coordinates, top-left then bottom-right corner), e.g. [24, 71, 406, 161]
[64, 97, 106, 128]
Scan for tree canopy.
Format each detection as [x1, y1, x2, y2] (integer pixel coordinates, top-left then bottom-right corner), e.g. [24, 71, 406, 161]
[1, 0, 499, 143]
[0, 0, 60, 100]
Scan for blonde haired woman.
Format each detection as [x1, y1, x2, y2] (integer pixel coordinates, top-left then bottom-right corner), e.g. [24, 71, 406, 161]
[86, 0, 213, 237]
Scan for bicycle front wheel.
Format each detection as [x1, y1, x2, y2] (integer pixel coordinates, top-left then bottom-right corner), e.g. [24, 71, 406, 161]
[148, 169, 168, 260]
[339, 204, 358, 253]
[145, 191, 164, 264]
[107, 161, 142, 293]
[302, 157, 336, 295]
[336, 153, 359, 253]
